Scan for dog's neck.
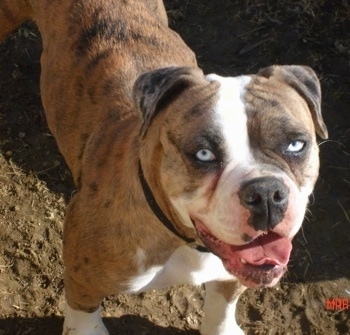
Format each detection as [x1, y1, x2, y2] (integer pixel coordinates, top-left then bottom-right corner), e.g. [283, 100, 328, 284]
[138, 161, 208, 253]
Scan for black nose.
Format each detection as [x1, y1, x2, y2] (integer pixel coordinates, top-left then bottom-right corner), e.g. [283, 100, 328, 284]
[239, 176, 289, 231]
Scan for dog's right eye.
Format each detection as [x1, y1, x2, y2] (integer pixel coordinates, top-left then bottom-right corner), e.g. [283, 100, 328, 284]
[195, 149, 216, 162]
[285, 140, 306, 154]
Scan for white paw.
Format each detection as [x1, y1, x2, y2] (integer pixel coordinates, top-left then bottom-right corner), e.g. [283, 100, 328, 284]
[62, 304, 109, 335]
[200, 281, 245, 335]
[200, 320, 245, 335]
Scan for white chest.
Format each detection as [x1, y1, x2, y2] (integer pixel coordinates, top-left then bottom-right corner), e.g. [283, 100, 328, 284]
[125, 246, 235, 294]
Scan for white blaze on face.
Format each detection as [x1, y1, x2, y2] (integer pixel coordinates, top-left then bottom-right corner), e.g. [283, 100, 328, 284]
[196, 74, 257, 243]
[205, 74, 253, 167]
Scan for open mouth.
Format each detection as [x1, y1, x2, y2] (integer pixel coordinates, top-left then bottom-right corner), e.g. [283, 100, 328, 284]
[193, 219, 292, 288]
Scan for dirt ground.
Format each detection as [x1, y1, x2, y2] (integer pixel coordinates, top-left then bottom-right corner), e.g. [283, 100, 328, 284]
[0, 0, 349, 334]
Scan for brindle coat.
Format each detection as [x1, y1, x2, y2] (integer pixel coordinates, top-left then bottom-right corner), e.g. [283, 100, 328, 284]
[0, 1, 327, 334]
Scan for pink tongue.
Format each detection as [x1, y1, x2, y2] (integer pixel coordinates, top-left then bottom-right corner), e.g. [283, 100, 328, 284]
[232, 232, 292, 266]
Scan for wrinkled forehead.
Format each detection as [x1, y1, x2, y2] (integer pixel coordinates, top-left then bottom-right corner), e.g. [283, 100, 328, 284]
[164, 72, 313, 163]
[245, 74, 313, 124]
[207, 73, 313, 143]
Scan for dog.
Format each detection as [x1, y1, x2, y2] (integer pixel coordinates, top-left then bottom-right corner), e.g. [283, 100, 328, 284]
[0, 0, 328, 334]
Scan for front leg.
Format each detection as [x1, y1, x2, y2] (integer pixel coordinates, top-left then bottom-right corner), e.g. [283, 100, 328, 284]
[200, 280, 246, 335]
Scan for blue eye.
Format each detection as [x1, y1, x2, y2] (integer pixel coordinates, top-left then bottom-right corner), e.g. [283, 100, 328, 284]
[286, 140, 305, 153]
[195, 149, 216, 162]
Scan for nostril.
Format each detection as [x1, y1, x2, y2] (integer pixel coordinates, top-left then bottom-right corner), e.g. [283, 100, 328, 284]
[247, 193, 262, 206]
[272, 190, 287, 204]
[273, 191, 282, 202]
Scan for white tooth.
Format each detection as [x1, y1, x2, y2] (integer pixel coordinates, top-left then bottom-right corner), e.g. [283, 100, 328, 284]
[240, 258, 247, 264]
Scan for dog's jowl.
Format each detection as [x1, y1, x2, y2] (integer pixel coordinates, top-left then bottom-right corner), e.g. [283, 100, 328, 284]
[0, 0, 327, 334]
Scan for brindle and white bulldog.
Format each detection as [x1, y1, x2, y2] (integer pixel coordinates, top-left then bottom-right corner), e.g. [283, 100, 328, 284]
[0, 0, 328, 334]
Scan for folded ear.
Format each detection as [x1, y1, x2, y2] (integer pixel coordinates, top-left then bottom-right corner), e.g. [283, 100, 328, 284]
[258, 65, 328, 139]
[133, 66, 204, 137]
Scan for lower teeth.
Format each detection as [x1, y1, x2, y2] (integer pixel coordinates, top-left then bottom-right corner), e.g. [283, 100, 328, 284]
[240, 258, 247, 264]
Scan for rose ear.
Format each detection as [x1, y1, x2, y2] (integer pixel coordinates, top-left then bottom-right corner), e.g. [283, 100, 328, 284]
[133, 66, 204, 137]
[258, 65, 328, 139]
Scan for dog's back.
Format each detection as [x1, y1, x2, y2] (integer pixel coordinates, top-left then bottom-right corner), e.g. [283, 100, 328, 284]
[0, 0, 34, 41]
[0, 0, 196, 182]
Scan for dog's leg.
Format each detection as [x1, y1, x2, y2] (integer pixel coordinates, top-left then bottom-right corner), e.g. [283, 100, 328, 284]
[63, 251, 110, 335]
[200, 281, 246, 335]
[61, 189, 110, 335]
[63, 271, 109, 335]
[63, 293, 108, 335]
[0, 0, 34, 42]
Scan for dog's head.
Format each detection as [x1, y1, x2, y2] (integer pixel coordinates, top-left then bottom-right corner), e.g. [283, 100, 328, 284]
[134, 65, 328, 288]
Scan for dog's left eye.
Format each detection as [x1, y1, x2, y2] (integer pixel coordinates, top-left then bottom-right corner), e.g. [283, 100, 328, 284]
[286, 140, 306, 153]
[195, 149, 216, 162]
